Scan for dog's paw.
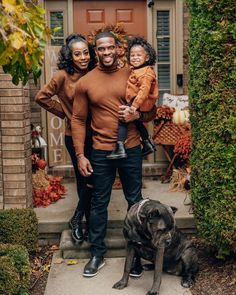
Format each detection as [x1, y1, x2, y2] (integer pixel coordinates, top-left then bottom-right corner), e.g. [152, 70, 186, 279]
[181, 278, 194, 288]
[146, 291, 159, 295]
[113, 280, 127, 290]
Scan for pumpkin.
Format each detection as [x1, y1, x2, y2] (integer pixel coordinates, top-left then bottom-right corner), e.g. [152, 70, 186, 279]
[172, 110, 190, 124]
[37, 159, 47, 170]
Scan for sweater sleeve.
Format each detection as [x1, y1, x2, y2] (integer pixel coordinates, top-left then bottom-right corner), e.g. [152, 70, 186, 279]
[131, 74, 154, 109]
[140, 105, 157, 122]
[71, 80, 88, 156]
[35, 71, 66, 119]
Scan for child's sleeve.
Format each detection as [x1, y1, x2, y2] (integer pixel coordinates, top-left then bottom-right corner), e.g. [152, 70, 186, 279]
[131, 68, 156, 109]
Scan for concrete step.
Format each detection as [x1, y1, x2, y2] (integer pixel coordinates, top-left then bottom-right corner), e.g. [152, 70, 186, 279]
[60, 214, 196, 259]
[60, 228, 126, 259]
[36, 180, 195, 245]
[48, 163, 168, 178]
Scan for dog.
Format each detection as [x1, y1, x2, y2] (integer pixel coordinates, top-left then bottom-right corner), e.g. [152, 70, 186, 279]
[113, 199, 198, 295]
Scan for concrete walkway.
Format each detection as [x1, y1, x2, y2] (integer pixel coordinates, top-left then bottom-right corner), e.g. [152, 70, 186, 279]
[45, 251, 192, 295]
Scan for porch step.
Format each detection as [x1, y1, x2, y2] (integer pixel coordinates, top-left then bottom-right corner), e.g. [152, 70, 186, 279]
[60, 228, 126, 259]
[60, 215, 196, 259]
[36, 180, 196, 246]
[48, 163, 168, 178]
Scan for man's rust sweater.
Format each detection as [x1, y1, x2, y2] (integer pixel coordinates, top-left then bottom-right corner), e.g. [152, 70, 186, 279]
[71, 64, 156, 156]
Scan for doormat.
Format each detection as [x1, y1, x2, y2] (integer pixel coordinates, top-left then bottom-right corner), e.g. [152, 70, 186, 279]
[112, 178, 146, 190]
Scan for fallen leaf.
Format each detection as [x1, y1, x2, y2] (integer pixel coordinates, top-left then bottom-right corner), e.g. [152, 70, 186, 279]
[50, 245, 59, 251]
[54, 258, 64, 264]
[42, 264, 51, 272]
[67, 260, 78, 265]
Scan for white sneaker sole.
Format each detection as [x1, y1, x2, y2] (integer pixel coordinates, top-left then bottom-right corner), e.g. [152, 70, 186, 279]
[83, 260, 105, 277]
[129, 271, 143, 278]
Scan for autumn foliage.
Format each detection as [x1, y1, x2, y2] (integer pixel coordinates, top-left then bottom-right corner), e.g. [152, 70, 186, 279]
[33, 174, 66, 207]
[0, 0, 52, 85]
[174, 132, 192, 160]
[32, 154, 66, 207]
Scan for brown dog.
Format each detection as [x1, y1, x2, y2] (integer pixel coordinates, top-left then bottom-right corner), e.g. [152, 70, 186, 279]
[113, 199, 198, 295]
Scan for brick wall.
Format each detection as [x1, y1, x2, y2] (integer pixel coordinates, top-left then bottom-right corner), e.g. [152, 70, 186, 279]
[0, 69, 32, 208]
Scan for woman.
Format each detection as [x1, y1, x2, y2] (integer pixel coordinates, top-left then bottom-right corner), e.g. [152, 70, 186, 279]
[35, 33, 96, 244]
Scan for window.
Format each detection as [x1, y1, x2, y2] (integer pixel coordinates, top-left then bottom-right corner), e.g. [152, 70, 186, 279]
[45, 0, 68, 46]
[50, 11, 64, 46]
[156, 10, 171, 104]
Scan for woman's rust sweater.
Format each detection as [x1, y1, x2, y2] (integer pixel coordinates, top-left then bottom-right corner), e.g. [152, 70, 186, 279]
[35, 68, 86, 136]
[71, 64, 156, 156]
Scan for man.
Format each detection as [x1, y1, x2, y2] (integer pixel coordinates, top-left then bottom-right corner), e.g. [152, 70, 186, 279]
[71, 31, 156, 277]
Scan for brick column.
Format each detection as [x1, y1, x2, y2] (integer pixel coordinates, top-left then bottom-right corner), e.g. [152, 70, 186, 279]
[0, 69, 32, 209]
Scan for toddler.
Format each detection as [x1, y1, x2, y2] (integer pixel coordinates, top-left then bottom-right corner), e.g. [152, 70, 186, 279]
[107, 36, 158, 159]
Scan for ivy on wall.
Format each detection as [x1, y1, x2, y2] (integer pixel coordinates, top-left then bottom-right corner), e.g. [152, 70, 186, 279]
[187, 0, 236, 257]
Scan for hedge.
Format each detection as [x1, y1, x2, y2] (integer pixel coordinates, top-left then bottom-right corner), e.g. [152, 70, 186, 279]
[187, 0, 236, 257]
[0, 209, 38, 252]
[0, 243, 30, 295]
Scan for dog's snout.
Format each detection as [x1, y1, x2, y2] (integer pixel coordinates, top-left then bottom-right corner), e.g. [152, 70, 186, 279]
[164, 232, 172, 246]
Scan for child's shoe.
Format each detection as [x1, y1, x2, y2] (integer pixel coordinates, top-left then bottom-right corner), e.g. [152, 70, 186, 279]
[106, 141, 127, 160]
[142, 139, 156, 157]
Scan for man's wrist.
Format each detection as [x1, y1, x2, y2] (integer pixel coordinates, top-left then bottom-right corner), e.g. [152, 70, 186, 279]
[78, 154, 85, 160]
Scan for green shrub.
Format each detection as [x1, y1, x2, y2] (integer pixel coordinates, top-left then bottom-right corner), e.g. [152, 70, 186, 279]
[0, 244, 30, 295]
[187, 0, 236, 257]
[0, 209, 38, 252]
[0, 256, 20, 295]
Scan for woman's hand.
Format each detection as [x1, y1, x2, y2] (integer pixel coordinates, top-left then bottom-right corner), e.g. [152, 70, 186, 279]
[77, 155, 93, 177]
[118, 105, 140, 123]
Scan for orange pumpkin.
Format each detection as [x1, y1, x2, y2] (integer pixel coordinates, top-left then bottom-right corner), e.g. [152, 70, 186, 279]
[37, 159, 47, 170]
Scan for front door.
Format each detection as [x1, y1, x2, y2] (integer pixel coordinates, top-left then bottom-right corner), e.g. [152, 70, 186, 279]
[73, 0, 147, 38]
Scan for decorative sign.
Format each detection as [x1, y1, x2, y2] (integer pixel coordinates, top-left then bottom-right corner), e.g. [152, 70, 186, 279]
[162, 93, 189, 110]
[45, 46, 70, 166]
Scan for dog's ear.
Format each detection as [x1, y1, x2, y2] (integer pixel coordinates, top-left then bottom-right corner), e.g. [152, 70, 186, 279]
[170, 206, 178, 214]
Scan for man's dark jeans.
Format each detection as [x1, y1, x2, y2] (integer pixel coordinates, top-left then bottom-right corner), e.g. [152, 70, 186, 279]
[89, 145, 143, 256]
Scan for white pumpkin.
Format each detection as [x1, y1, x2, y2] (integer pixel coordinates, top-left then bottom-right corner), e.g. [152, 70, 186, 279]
[172, 110, 190, 124]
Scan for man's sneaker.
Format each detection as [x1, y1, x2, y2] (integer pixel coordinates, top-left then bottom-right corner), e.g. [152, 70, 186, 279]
[129, 256, 143, 278]
[83, 256, 105, 277]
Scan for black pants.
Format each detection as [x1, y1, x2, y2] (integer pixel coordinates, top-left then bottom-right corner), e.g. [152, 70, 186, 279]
[118, 120, 149, 142]
[89, 145, 143, 256]
[65, 135, 92, 212]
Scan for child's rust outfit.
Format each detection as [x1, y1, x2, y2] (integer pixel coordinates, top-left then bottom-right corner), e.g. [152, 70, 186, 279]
[106, 65, 158, 160]
[126, 66, 158, 111]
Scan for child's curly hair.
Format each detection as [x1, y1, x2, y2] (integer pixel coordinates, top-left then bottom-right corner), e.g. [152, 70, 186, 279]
[57, 33, 97, 74]
[127, 36, 157, 66]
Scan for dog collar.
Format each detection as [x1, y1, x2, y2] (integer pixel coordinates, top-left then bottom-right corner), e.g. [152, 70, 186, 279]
[137, 198, 150, 224]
